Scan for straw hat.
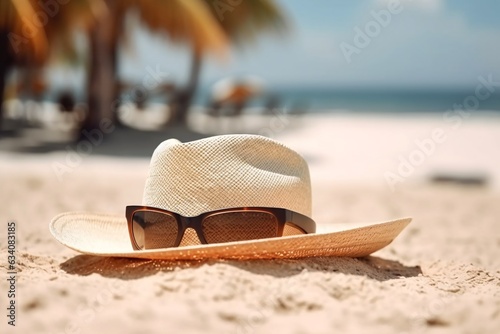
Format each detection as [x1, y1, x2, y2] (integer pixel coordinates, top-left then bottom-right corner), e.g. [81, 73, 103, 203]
[50, 134, 411, 260]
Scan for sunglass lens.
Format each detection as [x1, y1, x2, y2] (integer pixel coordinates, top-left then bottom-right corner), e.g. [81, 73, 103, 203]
[202, 211, 278, 244]
[132, 210, 178, 249]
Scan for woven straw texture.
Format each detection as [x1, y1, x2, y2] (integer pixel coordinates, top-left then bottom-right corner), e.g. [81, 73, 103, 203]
[50, 212, 411, 260]
[143, 135, 312, 217]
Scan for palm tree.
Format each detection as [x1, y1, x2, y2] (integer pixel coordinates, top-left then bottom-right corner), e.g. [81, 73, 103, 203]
[0, 0, 98, 131]
[0, 0, 49, 130]
[82, 0, 228, 133]
[0, 0, 227, 133]
[171, 0, 289, 124]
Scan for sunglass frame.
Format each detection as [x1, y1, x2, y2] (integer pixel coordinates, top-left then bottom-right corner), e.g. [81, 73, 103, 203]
[126, 205, 316, 250]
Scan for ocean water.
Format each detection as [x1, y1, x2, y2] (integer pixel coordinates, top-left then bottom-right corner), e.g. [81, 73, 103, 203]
[195, 87, 500, 113]
[41, 86, 500, 114]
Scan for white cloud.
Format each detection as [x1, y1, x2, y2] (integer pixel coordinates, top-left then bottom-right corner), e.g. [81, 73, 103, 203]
[407, 0, 444, 13]
[376, 0, 444, 13]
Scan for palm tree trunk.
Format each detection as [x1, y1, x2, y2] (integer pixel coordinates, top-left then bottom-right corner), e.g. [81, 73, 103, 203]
[109, 4, 124, 126]
[0, 60, 7, 132]
[81, 8, 114, 138]
[171, 49, 202, 125]
[110, 39, 121, 126]
[0, 31, 11, 131]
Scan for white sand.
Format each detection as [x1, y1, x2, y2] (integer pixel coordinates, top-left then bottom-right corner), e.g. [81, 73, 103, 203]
[0, 113, 499, 334]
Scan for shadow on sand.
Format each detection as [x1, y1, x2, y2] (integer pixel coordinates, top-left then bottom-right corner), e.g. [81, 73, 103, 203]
[0, 120, 209, 158]
[60, 254, 422, 282]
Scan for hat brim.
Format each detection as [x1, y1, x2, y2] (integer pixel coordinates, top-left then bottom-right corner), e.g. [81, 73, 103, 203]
[49, 212, 411, 260]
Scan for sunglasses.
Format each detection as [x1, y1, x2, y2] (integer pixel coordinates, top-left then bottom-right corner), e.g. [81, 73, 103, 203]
[126, 206, 316, 250]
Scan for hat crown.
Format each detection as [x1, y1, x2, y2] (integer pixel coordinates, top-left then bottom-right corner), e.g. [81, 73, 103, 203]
[143, 134, 312, 217]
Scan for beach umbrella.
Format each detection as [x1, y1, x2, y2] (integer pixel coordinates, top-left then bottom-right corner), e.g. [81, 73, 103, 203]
[209, 75, 265, 117]
[212, 75, 265, 104]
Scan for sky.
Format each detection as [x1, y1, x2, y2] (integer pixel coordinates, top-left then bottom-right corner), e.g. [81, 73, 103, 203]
[55, 0, 500, 91]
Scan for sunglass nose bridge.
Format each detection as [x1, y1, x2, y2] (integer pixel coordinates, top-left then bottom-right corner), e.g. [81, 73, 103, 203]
[177, 215, 202, 246]
[179, 215, 191, 226]
[178, 227, 202, 246]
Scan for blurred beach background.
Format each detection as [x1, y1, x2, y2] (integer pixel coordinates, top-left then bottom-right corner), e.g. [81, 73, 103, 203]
[1, 0, 500, 186]
[1, 1, 500, 333]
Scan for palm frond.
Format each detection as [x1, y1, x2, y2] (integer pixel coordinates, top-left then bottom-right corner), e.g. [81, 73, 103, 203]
[206, 0, 289, 46]
[0, 0, 49, 63]
[123, 0, 228, 56]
